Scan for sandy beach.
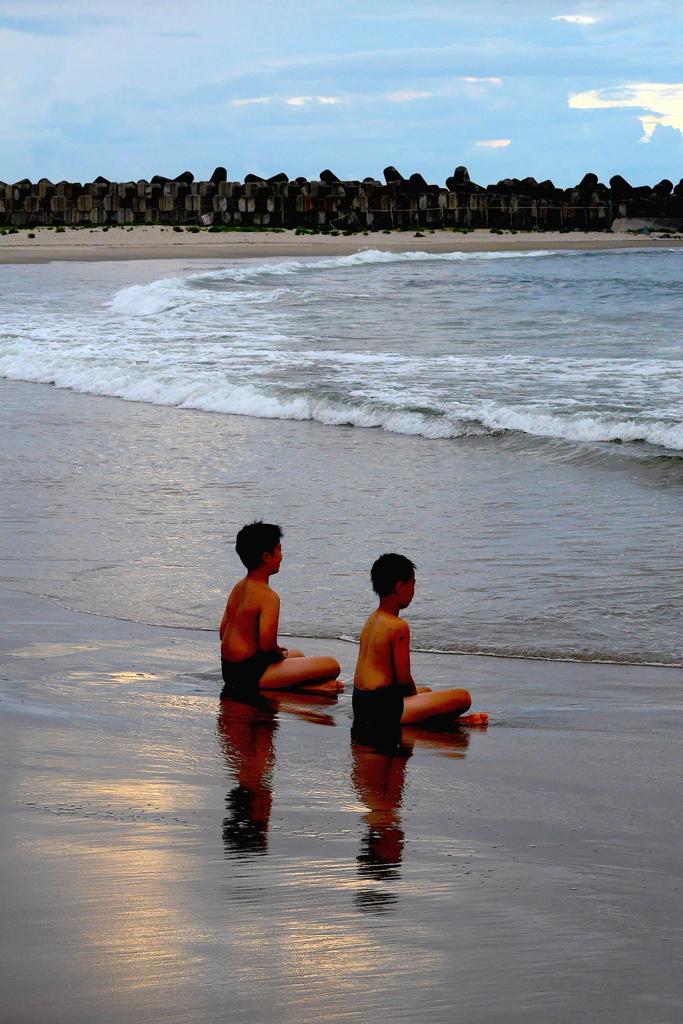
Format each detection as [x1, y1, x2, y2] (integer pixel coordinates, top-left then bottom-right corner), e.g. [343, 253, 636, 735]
[2, 585, 682, 1024]
[1, 223, 683, 263]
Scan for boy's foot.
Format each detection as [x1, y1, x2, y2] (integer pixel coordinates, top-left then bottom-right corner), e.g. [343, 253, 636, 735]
[299, 679, 345, 694]
[455, 713, 489, 726]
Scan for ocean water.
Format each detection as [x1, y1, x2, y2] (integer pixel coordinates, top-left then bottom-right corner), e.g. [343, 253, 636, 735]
[3, 247, 683, 448]
[1, 248, 682, 665]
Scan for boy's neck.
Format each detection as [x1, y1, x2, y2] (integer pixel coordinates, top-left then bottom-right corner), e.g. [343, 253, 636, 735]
[378, 594, 402, 616]
[247, 565, 272, 584]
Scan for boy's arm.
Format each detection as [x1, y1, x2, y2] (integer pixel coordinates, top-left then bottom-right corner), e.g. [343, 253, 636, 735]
[258, 589, 285, 658]
[391, 621, 417, 696]
[219, 603, 229, 641]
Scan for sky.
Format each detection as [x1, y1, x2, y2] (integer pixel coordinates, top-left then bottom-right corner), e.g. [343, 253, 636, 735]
[2, 0, 683, 188]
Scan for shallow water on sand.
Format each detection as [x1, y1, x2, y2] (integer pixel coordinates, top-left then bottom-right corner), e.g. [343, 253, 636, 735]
[1, 375, 682, 665]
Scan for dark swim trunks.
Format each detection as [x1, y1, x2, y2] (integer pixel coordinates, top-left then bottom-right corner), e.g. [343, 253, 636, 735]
[352, 684, 404, 730]
[220, 650, 282, 697]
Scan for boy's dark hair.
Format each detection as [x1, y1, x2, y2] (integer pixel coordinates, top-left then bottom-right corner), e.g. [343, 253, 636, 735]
[235, 521, 283, 570]
[370, 552, 416, 597]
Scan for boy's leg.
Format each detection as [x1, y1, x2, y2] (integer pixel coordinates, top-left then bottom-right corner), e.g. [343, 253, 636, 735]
[260, 655, 343, 693]
[401, 688, 487, 725]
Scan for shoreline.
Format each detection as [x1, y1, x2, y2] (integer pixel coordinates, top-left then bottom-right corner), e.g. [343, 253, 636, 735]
[2, 224, 683, 263]
[3, 584, 683, 706]
[41, 593, 683, 669]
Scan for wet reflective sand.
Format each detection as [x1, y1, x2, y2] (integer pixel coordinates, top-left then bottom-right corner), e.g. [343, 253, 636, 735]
[2, 589, 682, 1024]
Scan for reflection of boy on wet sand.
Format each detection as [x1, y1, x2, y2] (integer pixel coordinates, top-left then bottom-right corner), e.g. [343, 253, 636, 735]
[220, 521, 343, 696]
[351, 736, 411, 887]
[219, 691, 338, 858]
[219, 695, 277, 856]
[353, 553, 488, 728]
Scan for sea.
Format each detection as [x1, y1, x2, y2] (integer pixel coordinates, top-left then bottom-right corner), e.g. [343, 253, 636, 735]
[1, 246, 682, 666]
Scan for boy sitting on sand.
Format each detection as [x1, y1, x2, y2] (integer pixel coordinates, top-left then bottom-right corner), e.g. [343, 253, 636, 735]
[353, 553, 488, 728]
[220, 521, 343, 696]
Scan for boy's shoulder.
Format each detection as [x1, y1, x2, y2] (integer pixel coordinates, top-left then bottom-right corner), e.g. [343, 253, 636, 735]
[230, 576, 279, 605]
[390, 614, 410, 637]
[371, 608, 409, 636]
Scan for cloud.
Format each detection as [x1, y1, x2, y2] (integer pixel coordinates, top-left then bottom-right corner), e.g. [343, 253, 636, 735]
[387, 90, 432, 101]
[552, 15, 597, 24]
[476, 138, 511, 147]
[184, 39, 683, 108]
[569, 82, 683, 141]
[286, 95, 342, 105]
[2, 0, 683, 188]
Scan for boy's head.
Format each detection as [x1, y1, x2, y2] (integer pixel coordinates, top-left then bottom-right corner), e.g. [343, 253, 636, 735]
[370, 552, 416, 599]
[235, 521, 283, 571]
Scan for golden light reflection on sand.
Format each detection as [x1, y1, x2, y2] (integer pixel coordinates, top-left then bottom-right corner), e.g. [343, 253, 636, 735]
[276, 915, 443, 1001]
[18, 828, 206, 994]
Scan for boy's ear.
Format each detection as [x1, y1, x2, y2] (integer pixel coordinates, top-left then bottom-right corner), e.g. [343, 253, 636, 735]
[394, 576, 414, 597]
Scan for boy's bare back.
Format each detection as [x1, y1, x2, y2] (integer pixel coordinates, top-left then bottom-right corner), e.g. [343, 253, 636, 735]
[220, 578, 280, 661]
[354, 608, 415, 693]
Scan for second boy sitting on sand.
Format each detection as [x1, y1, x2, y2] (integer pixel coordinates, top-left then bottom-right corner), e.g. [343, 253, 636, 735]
[353, 552, 488, 729]
[220, 520, 343, 697]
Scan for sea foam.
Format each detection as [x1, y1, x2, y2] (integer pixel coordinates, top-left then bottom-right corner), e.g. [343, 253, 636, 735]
[2, 247, 683, 452]
[108, 247, 552, 316]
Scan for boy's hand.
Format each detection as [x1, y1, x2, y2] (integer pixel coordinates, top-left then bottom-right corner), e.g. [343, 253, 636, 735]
[277, 646, 288, 660]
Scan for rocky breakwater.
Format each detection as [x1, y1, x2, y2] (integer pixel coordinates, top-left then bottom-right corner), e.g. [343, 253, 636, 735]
[1, 164, 683, 232]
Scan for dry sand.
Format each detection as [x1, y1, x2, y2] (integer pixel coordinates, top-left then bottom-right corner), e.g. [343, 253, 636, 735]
[1, 223, 682, 263]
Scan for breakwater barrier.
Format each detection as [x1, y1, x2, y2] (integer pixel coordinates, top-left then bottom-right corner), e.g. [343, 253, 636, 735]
[2, 165, 683, 232]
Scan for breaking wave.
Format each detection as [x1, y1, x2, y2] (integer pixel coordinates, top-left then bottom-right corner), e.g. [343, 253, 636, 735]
[1, 246, 682, 453]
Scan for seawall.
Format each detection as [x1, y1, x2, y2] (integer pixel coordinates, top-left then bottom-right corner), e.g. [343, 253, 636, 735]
[2, 165, 682, 233]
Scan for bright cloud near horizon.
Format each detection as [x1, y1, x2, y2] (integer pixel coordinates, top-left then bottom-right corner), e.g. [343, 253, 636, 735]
[569, 83, 683, 141]
[1, 0, 683, 187]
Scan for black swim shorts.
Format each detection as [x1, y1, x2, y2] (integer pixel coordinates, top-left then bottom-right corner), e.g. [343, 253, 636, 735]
[352, 685, 404, 730]
[220, 650, 283, 697]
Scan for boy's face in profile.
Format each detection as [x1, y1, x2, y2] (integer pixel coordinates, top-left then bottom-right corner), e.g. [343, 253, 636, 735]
[262, 542, 283, 575]
[395, 572, 416, 609]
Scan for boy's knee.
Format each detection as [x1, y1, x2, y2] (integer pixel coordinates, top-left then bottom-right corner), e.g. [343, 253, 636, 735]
[325, 657, 341, 676]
